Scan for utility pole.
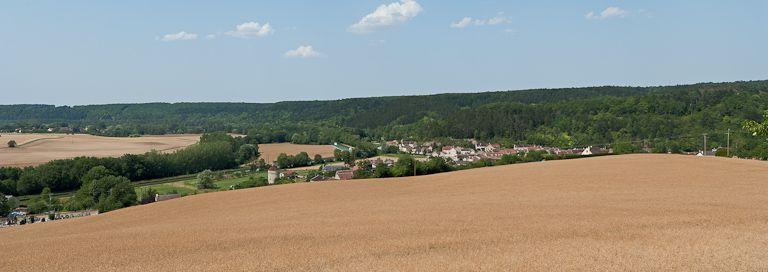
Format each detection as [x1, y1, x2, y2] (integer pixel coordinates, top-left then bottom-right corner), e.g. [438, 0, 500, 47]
[727, 128, 731, 157]
[702, 133, 708, 156]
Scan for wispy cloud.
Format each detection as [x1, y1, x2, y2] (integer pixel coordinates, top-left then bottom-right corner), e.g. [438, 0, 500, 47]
[160, 31, 198, 42]
[349, 0, 423, 34]
[585, 7, 629, 20]
[450, 15, 512, 28]
[450, 17, 473, 28]
[226, 22, 274, 38]
[284, 45, 322, 59]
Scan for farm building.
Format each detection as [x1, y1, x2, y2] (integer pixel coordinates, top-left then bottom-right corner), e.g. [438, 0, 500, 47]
[322, 165, 347, 172]
[268, 165, 279, 184]
[581, 146, 609, 156]
[335, 170, 354, 180]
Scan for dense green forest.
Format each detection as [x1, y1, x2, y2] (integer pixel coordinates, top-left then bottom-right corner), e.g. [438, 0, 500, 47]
[2, 80, 767, 156]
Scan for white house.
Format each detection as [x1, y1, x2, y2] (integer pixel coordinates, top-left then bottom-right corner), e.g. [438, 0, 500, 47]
[581, 146, 607, 156]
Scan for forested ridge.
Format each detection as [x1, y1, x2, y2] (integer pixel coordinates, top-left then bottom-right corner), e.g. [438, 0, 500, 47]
[2, 80, 768, 156]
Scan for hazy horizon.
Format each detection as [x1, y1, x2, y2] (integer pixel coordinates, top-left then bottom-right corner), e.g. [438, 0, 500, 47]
[2, 0, 766, 105]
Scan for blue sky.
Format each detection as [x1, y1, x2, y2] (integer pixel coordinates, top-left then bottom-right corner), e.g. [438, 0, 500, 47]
[1, 0, 766, 105]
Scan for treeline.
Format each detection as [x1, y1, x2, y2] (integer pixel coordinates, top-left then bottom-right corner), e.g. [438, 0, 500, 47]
[0, 82, 724, 137]
[2, 80, 768, 158]
[346, 151, 606, 180]
[0, 133, 259, 196]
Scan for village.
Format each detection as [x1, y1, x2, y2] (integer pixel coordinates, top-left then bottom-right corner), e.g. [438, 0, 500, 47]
[383, 139, 610, 164]
[261, 139, 612, 185]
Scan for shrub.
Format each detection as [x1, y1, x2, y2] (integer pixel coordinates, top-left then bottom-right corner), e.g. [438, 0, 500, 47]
[7, 140, 17, 148]
[68, 173, 137, 212]
[139, 187, 158, 204]
[196, 170, 216, 189]
[234, 176, 268, 189]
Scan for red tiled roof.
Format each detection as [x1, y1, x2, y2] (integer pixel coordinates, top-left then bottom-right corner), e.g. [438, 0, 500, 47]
[335, 170, 354, 180]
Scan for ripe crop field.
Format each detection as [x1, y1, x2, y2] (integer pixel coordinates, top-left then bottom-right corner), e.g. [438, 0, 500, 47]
[1, 154, 767, 271]
[258, 143, 337, 162]
[0, 133, 199, 167]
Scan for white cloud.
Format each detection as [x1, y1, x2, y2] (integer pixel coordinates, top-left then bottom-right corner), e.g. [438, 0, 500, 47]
[450, 16, 512, 28]
[484, 16, 512, 25]
[226, 22, 274, 38]
[205, 34, 216, 40]
[284, 45, 322, 59]
[585, 7, 629, 20]
[450, 17, 473, 28]
[349, 0, 423, 34]
[160, 31, 198, 42]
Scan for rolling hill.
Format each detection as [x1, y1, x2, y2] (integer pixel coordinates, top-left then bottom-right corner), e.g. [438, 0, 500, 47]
[2, 80, 768, 159]
[1, 154, 766, 271]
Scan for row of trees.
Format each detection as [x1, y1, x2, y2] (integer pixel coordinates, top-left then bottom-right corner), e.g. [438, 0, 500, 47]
[275, 152, 324, 169]
[348, 151, 596, 180]
[0, 133, 260, 196]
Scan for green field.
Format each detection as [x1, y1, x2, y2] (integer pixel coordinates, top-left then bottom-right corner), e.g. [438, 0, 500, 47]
[136, 171, 269, 197]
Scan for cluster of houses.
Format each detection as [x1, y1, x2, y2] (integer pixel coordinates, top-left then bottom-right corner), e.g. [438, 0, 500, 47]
[385, 139, 609, 164]
[267, 165, 357, 184]
[1, 206, 98, 228]
[5, 126, 75, 134]
[262, 139, 612, 184]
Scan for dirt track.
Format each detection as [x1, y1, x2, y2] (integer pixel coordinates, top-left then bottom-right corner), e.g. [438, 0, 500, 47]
[0, 134, 199, 167]
[1, 154, 767, 271]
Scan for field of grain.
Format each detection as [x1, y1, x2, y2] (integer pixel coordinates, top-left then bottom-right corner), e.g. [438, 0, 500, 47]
[258, 143, 337, 162]
[2, 154, 768, 271]
[0, 133, 199, 167]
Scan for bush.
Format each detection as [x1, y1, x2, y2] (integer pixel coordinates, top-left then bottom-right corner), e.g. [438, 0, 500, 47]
[234, 176, 268, 189]
[0, 196, 15, 217]
[7, 140, 16, 148]
[68, 173, 137, 212]
[498, 154, 521, 165]
[139, 187, 158, 204]
[95, 178, 137, 213]
[196, 170, 216, 189]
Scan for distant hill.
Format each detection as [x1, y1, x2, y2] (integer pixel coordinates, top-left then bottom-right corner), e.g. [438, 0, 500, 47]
[2, 80, 768, 158]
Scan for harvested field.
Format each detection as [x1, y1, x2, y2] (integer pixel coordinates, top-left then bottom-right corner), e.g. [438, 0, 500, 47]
[258, 143, 337, 162]
[0, 133, 199, 167]
[1, 154, 768, 271]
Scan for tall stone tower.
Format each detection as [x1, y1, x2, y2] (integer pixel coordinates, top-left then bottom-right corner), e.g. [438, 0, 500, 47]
[267, 165, 278, 185]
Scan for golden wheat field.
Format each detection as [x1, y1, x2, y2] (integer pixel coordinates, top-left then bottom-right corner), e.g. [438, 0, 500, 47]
[0, 133, 199, 167]
[258, 143, 337, 162]
[1, 154, 768, 271]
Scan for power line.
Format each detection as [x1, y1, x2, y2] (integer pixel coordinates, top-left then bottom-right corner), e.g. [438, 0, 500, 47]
[576, 129, 741, 150]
